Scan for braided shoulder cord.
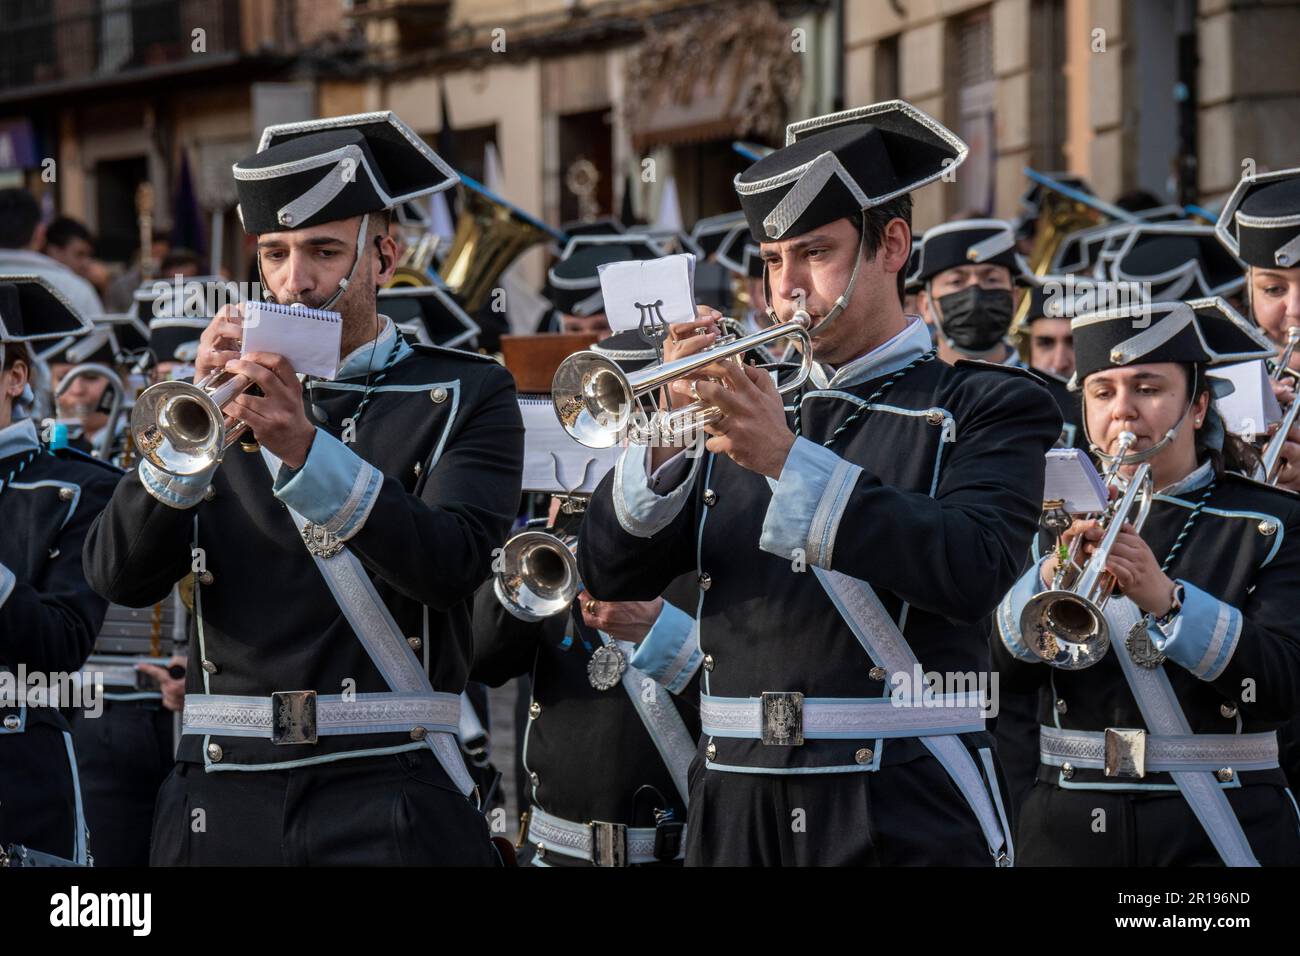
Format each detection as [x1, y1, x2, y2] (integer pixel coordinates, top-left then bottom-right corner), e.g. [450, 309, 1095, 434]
[793, 349, 938, 450]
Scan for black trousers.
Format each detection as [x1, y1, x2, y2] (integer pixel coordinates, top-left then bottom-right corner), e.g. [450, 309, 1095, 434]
[149, 747, 496, 866]
[70, 700, 174, 867]
[1016, 779, 1300, 866]
[0, 723, 80, 860]
[683, 753, 997, 866]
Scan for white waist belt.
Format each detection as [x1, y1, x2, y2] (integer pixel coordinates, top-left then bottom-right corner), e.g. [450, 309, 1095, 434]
[527, 807, 686, 866]
[701, 692, 986, 742]
[182, 691, 460, 739]
[1039, 726, 1279, 773]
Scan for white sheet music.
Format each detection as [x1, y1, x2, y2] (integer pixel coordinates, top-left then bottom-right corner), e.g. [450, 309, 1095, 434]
[519, 397, 622, 494]
[1044, 448, 1109, 513]
[1209, 360, 1283, 439]
[597, 254, 697, 333]
[241, 302, 343, 380]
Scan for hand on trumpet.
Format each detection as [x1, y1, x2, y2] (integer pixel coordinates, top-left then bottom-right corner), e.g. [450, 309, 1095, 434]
[671, 357, 795, 480]
[196, 302, 246, 384]
[223, 351, 317, 470]
[577, 589, 664, 644]
[1264, 377, 1300, 490]
[1042, 518, 1176, 617]
[647, 309, 722, 471]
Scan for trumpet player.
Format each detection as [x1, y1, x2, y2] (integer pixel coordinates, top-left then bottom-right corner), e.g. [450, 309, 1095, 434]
[1215, 166, 1300, 490]
[83, 112, 524, 866]
[995, 297, 1300, 866]
[577, 102, 1062, 866]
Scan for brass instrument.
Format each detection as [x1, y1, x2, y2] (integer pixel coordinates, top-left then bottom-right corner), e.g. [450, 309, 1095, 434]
[438, 175, 566, 313]
[494, 529, 581, 622]
[1020, 431, 1155, 670]
[551, 315, 814, 449]
[384, 234, 441, 289]
[1260, 326, 1300, 484]
[130, 368, 253, 476]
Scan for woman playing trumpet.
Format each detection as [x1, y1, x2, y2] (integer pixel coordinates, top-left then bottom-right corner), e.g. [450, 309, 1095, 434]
[994, 297, 1300, 866]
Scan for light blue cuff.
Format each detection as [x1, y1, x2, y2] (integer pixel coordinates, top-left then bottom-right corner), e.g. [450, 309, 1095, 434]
[273, 428, 383, 541]
[629, 601, 701, 694]
[139, 459, 213, 510]
[1152, 580, 1242, 681]
[996, 558, 1051, 664]
[612, 443, 701, 538]
[0, 561, 14, 610]
[758, 436, 861, 569]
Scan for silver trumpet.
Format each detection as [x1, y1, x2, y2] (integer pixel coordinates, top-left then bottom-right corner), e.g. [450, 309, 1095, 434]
[494, 529, 581, 622]
[1260, 326, 1300, 485]
[130, 369, 254, 476]
[551, 314, 813, 448]
[1020, 431, 1154, 670]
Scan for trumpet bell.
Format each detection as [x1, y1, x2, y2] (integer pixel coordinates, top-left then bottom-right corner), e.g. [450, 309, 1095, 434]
[1019, 588, 1111, 670]
[131, 380, 228, 476]
[551, 351, 634, 449]
[494, 531, 580, 621]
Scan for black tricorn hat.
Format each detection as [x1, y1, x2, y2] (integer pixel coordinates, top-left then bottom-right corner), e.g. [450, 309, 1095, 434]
[560, 217, 627, 238]
[1214, 167, 1300, 269]
[545, 235, 665, 317]
[0, 276, 92, 344]
[1015, 274, 1122, 333]
[908, 218, 1022, 286]
[148, 317, 209, 364]
[715, 224, 764, 280]
[734, 100, 967, 242]
[1070, 297, 1273, 387]
[377, 284, 480, 350]
[1108, 223, 1245, 299]
[234, 111, 457, 235]
[689, 211, 748, 259]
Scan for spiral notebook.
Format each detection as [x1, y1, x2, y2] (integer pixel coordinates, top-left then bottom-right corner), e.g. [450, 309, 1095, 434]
[518, 395, 622, 494]
[241, 301, 343, 380]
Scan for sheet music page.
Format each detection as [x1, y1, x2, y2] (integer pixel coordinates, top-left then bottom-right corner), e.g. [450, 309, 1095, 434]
[598, 254, 696, 333]
[519, 397, 623, 493]
[1044, 448, 1109, 513]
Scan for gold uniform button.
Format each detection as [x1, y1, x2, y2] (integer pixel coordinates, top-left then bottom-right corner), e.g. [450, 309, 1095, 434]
[703, 654, 714, 672]
[855, 748, 873, 765]
[197, 570, 214, 586]
[528, 701, 541, 719]
[1258, 520, 1278, 536]
[58, 487, 75, 501]
[705, 742, 717, 761]
[207, 743, 223, 762]
[869, 666, 886, 681]
[410, 726, 427, 741]
[1220, 702, 1238, 719]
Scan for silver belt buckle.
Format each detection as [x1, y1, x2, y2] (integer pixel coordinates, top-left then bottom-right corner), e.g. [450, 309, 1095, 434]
[590, 821, 628, 867]
[761, 691, 804, 746]
[271, 690, 318, 745]
[1104, 727, 1146, 778]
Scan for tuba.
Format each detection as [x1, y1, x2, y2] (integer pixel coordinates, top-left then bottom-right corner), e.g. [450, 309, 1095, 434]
[1259, 326, 1300, 485]
[494, 528, 581, 622]
[552, 315, 813, 449]
[438, 175, 566, 313]
[1019, 431, 1154, 670]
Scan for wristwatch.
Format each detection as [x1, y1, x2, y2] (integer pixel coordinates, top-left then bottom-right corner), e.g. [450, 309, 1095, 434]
[1154, 582, 1185, 630]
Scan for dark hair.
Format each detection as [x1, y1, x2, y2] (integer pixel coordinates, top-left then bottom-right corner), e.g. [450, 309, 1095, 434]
[0, 188, 41, 250]
[44, 216, 93, 249]
[161, 247, 201, 272]
[1184, 363, 1259, 477]
[2, 339, 30, 371]
[849, 194, 913, 305]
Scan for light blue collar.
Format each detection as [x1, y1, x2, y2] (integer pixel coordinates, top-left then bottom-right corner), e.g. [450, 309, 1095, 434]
[1160, 459, 1215, 496]
[1000, 346, 1025, 369]
[826, 315, 933, 390]
[0, 417, 40, 460]
[335, 315, 412, 381]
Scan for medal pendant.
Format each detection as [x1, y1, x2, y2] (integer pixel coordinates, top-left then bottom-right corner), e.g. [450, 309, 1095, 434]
[1125, 618, 1167, 669]
[301, 521, 344, 559]
[587, 643, 627, 690]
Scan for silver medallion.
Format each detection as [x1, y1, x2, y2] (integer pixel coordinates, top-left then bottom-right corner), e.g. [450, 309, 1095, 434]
[587, 643, 627, 690]
[301, 521, 344, 559]
[1125, 618, 1167, 669]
